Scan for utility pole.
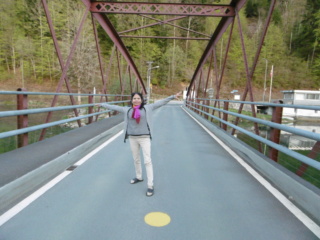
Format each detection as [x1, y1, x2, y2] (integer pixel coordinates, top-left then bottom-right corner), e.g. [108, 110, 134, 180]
[269, 65, 274, 102]
[146, 61, 159, 103]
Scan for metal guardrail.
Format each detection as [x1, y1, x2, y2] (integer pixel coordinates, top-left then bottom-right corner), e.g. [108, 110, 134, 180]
[0, 105, 116, 139]
[1, 92, 319, 187]
[192, 100, 320, 142]
[0, 102, 124, 118]
[0, 91, 130, 152]
[185, 98, 320, 187]
[203, 98, 320, 111]
[0, 91, 125, 97]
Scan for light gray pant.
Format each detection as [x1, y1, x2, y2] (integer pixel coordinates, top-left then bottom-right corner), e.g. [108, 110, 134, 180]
[129, 136, 153, 188]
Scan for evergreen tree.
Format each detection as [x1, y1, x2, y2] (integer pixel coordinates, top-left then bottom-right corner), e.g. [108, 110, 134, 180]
[291, 0, 320, 62]
[0, 0, 318, 91]
[245, 0, 259, 18]
[311, 9, 320, 77]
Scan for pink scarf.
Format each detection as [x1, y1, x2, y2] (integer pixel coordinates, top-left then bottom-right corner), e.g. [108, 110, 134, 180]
[131, 105, 141, 124]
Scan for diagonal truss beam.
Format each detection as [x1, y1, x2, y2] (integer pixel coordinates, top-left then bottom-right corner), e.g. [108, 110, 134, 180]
[40, 0, 86, 140]
[119, 35, 210, 40]
[119, 15, 187, 34]
[187, 0, 247, 96]
[138, 14, 211, 37]
[187, 17, 233, 96]
[81, 0, 146, 94]
[90, 2, 235, 17]
[94, 14, 147, 94]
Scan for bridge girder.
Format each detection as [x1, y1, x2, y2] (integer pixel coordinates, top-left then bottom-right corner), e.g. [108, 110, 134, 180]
[90, 2, 235, 17]
[42, 0, 275, 100]
[37, 0, 276, 141]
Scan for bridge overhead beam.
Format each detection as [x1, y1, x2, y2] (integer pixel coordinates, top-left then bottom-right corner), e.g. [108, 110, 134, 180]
[90, 2, 235, 17]
[120, 36, 210, 40]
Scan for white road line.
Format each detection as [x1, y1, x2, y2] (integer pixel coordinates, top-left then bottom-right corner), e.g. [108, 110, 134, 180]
[0, 172, 71, 227]
[0, 130, 123, 227]
[74, 130, 123, 166]
[182, 107, 320, 238]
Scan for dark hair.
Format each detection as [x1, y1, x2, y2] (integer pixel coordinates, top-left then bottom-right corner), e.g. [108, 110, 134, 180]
[130, 92, 145, 109]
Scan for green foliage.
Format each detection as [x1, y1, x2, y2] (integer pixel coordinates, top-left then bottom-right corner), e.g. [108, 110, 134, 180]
[291, 0, 320, 70]
[311, 10, 320, 77]
[245, 0, 259, 18]
[272, 8, 282, 25]
[0, 0, 319, 93]
[245, 0, 273, 18]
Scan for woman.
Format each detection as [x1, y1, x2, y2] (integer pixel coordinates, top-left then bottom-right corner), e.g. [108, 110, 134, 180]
[97, 92, 181, 197]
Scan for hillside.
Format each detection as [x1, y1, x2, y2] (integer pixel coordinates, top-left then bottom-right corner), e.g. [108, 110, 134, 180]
[0, 0, 319, 99]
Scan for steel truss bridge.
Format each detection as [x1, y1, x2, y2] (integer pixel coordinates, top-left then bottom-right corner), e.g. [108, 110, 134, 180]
[0, 0, 320, 239]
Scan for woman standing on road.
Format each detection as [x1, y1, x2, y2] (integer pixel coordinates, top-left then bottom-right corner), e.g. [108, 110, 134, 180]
[96, 92, 181, 197]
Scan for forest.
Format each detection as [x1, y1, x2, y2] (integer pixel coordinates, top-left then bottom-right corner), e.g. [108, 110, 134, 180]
[0, 0, 319, 98]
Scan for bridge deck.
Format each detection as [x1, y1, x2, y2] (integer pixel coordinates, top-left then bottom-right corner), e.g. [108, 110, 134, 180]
[0, 104, 318, 239]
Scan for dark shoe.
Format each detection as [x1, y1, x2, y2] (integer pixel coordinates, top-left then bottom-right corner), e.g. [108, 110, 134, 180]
[146, 187, 154, 197]
[130, 178, 143, 184]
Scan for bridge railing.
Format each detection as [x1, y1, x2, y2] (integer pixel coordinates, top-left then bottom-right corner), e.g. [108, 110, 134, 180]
[185, 98, 320, 189]
[0, 90, 130, 154]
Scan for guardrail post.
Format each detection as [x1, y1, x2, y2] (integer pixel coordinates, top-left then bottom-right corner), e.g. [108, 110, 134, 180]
[196, 99, 200, 115]
[222, 101, 229, 131]
[189, 98, 193, 110]
[204, 99, 209, 120]
[88, 92, 93, 124]
[17, 88, 28, 148]
[269, 102, 283, 162]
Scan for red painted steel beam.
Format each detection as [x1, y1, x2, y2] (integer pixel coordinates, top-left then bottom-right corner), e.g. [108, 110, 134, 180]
[94, 13, 147, 94]
[140, 14, 211, 37]
[234, 9, 262, 152]
[119, 15, 187, 34]
[187, 0, 247, 96]
[90, 2, 235, 17]
[203, 51, 214, 98]
[231, 0, 276, 136]
[91, 15, 107, 95]
[40, 0, 83, 141]
[121, 14, 211, 37]
[269, 105, 283, 162]
[81, 0, 146, 94]
[115, 48, 124, 94]
[187, 17, 233, 96]
[17, 88, 28, 148]
[120, 35, 210, 40]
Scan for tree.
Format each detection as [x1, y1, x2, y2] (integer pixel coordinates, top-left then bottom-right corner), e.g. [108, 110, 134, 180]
[291, 0, 320, 63]
[311, 9, 320, 77]
[0, 0, 319, 93]
[245, 0, 259, 18]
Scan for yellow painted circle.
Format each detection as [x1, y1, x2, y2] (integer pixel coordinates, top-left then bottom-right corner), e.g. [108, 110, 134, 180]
[144, 212, 171, 227]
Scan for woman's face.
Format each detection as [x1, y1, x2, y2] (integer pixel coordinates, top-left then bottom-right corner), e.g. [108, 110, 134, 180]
[132, 94, 142, 106]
